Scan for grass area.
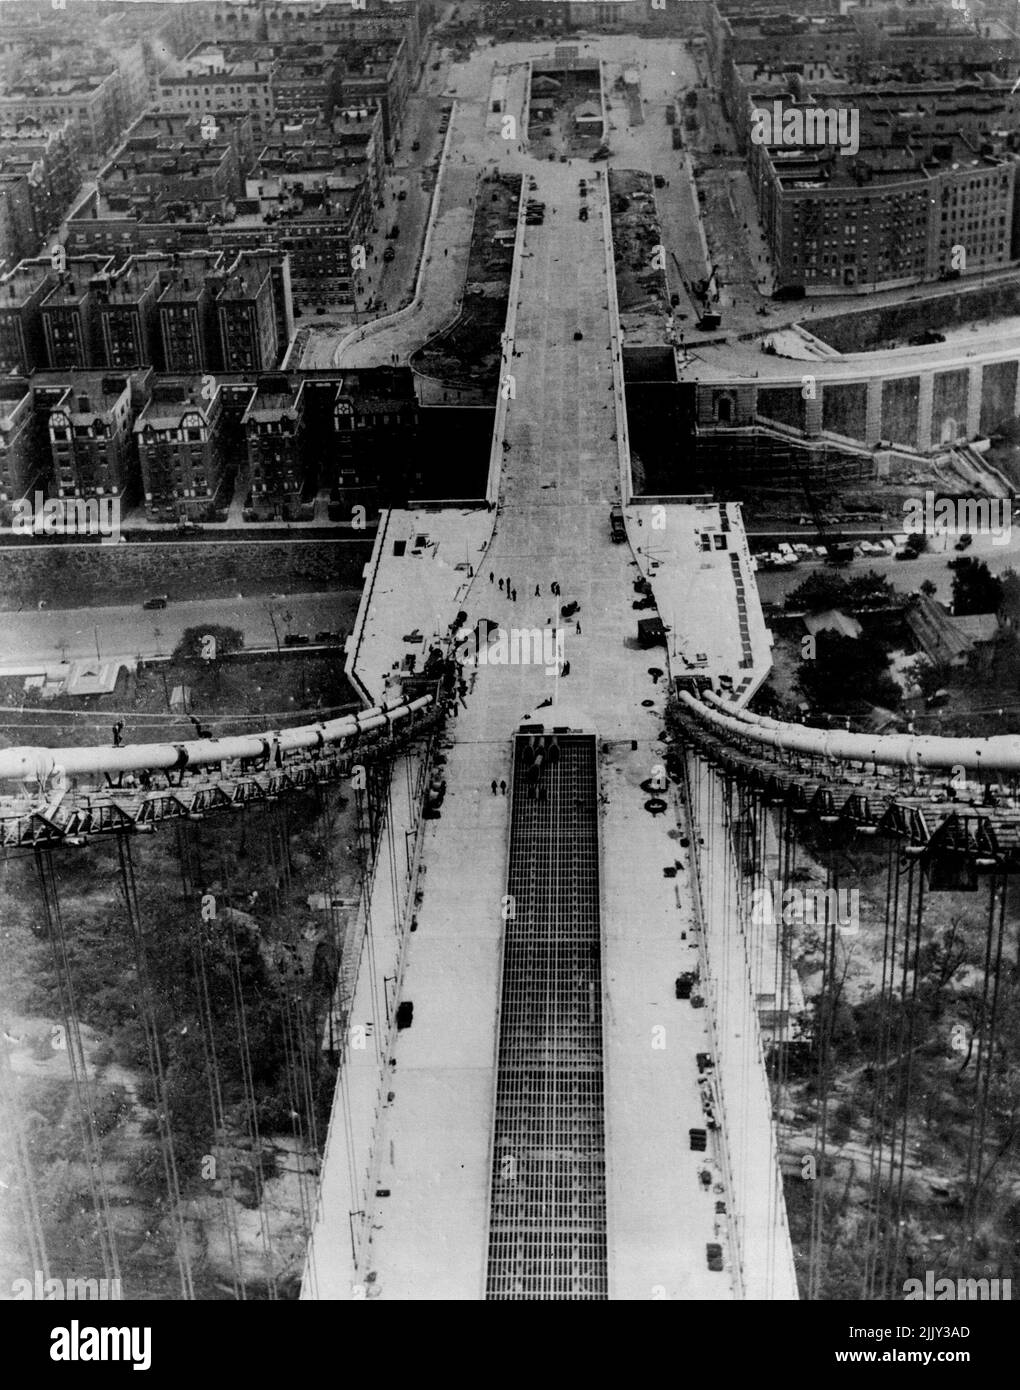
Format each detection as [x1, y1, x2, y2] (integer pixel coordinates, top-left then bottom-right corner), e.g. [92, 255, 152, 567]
[411, 171, 519, 388]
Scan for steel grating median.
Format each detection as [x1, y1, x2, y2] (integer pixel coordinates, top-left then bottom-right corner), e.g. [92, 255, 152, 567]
[485, 733, 608, 1300]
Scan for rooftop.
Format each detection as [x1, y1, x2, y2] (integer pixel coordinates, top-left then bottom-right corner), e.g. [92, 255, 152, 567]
[0, 261, 54, 308]
[53, 374, 131, 419]
[136, 379, 217, 432]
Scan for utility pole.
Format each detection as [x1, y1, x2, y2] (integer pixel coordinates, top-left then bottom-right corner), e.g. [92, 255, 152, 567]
[263, 604, 282, 654]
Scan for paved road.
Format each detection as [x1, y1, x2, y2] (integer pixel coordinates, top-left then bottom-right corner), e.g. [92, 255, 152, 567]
[1, 592, 360, 669]
[754, 527, 1020, 608]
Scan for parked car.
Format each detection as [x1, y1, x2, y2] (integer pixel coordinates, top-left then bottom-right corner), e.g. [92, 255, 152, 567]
[411, 140, 420, 151]
[383, 246, 396, 261]
[653, 173, 665, 188]
[284, 634, 311, 647]
[954, 532, 973, 550]
[143, 595, 168, 609]
[397, 189, 407, 201]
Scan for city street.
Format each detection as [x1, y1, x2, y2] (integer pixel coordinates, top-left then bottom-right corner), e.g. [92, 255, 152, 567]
[0, 591, 361, 670]
[754, 525, 1020, 608]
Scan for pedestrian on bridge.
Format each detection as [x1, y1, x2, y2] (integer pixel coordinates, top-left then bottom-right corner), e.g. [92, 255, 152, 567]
[576, 619, 582, 635]
[498, 577, 504, 591]
[500, 780, 507, 795]
[112, 721, 124, 748]
[491, 779, 498, 795]
[490, 571, 495, 584]
[511, 588, 517, 602]
[534, 584, 541, 597]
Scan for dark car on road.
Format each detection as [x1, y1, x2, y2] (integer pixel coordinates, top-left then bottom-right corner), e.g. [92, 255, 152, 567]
[143, 595, 168, 609]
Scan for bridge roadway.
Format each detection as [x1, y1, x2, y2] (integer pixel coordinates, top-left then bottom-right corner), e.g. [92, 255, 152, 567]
[304, 151, 776, 1299]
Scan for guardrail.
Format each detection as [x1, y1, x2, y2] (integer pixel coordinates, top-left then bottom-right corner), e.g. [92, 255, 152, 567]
[601, 173, 634, 507]
[345, 508, 393, 708]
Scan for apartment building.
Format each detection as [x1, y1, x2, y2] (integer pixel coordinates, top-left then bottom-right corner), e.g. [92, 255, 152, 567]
[0, 116, 81, 256]
[40, 257, 119, 369]
[242, 374, 308, 518]
[157, 252, 226, 373]
[341, 38, 408, 151]
[224, 157, 369, 312]
[0, 258, 56, 374]
[96, 257, 163, 369]
[47, 370, 146, 502]
[0, 174, 35, 273]
[156, 44, 277, 138]
[217, 250, 280, 372]
[0, 378, 46, 513]
[134, 374, 232, 521]
[0, 69, 125, 162]
[752, 125, 1013, 292]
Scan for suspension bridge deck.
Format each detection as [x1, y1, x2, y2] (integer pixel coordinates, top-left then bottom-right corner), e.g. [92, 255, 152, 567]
[302, 152, 760, 1298]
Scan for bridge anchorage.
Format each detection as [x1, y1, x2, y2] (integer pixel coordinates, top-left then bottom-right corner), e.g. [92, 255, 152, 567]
[673, 689, 1020, 1300]
[0, 685, 462, 1299]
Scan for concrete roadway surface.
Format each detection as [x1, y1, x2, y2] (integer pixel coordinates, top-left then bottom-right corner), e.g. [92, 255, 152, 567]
[0, 592, 361, 671]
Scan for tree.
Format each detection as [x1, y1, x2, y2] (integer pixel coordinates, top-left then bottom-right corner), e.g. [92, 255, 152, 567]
[171, 625, 245, 664]
[903, 654, 941, 700]
[786, 571, 849, 614]
[798, 632, 901, 711]
[948, 558, 1003, 617]
[998, 568, 1020, 629]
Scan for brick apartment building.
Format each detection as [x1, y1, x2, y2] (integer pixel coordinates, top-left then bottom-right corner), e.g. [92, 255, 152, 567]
[242, 373, 308, 518]
[46, 369, 150, 502]
[135, 374, 234, 521]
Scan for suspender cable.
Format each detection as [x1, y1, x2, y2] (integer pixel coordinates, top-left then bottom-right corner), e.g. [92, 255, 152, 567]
[117, 832, 193, 1299]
